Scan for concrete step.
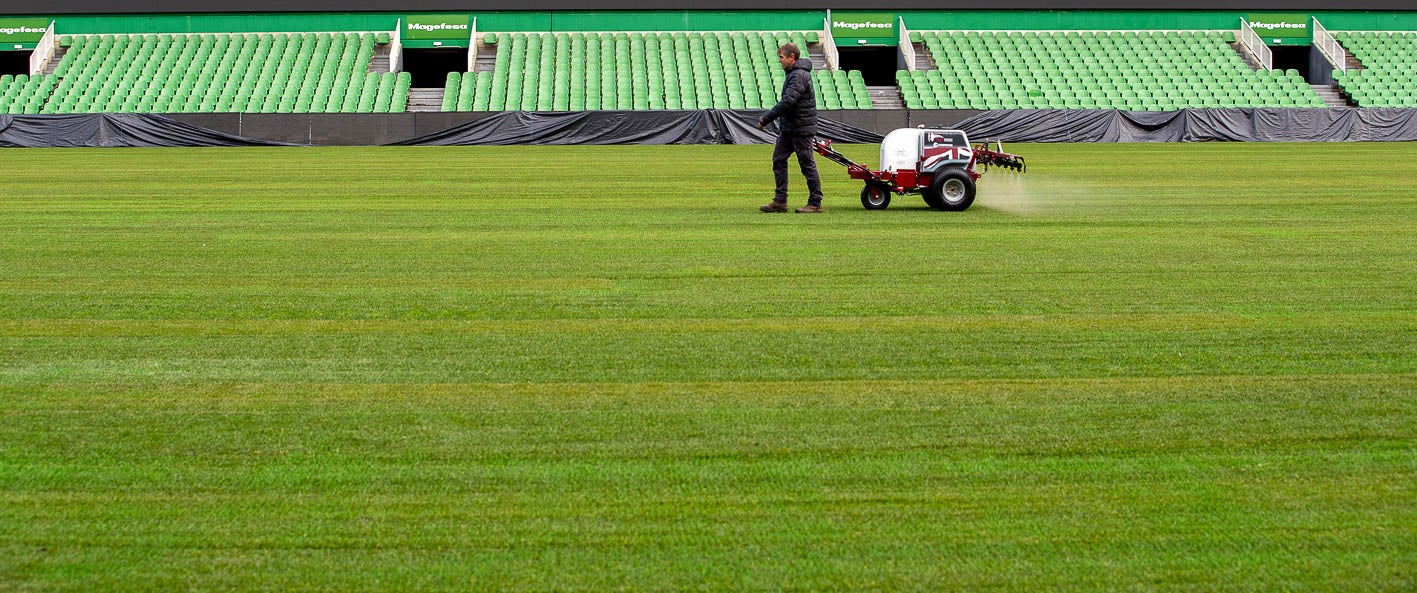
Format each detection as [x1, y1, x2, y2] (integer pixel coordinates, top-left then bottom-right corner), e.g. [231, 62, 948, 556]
[43, 47, 66, 76]
[406, 88, 445, 112]
[911, 42, 935, 71]
[474, 53, 497, 73]
[368, 44, 392, 73]
[1344, 51, 1364, 70]
[471, 37, 497, 73]
[869, 86, 904, 110]
[805, 43, 824, 67]
[1310, 84, 1350, 108]
[1230, 41, 1263, 71]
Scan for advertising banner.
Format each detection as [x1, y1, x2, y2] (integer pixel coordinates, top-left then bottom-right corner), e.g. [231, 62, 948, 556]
[831, 12, 897, 47]
[404, 14, 470, 39]
[0, 18, 49, 49]
[1248, 13, 1310, 46]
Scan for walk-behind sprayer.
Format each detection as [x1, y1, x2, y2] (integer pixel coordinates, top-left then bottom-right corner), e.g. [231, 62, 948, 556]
[814, 128, 1026, 211]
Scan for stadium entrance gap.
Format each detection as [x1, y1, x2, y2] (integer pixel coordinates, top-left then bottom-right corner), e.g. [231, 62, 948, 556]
[1269, 45, 1312, 80]
[403, 47, 468, 87]
[0, 50, 30, 76]
[836, 46, 898, 86]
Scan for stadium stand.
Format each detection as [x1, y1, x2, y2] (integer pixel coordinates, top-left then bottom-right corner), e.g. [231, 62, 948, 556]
[30, 32, 406, 113]
[1332, 31, 1417, 107]
[8, 23, 1398, 116]
[900, 30, 1325, 110]
[439, 30, 873, 112]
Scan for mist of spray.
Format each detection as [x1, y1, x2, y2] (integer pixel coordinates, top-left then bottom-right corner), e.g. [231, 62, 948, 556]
[976, 171, 1096, 215]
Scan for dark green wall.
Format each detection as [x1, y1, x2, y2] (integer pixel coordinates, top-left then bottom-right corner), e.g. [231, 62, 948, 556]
[46, 11, 826, 35]
[33, 10, 1417, 36]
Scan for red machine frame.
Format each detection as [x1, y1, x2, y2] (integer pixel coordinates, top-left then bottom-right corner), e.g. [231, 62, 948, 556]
[812, 137, 1025, 194]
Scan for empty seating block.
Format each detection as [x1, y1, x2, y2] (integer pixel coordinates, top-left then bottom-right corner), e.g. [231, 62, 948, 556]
[1332, 31, 1417, 107]
[0, 74, 59, 114]
[903, 30, 1324, 110]
[40, 31, 403, 114]
[442, 31, 873, 112]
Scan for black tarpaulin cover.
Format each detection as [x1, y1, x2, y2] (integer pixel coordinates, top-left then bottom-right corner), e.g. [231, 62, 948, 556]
[389, 109, 885, 146]
[954, 108, 1417, 143]
[7, 109, 1417, 147]
[0, 113, 290, 148]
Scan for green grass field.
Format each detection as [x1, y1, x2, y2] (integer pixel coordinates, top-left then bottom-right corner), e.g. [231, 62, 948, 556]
[1, 143, 1414, 591]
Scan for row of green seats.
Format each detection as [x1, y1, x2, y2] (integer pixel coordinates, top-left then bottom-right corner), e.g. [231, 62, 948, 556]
[906, 99, 1324, 110]
[58, 31, 387, 47]
[906, 91, 1324, 110]
[917, 29, 1234, 42]
[1331, 31, 1417, 43]
[1334, 69, 1417, 84]
[483, 30, 818, 46]
[33, 71, 405, 114]
[1343, 94, 1417, 108]
[911, 82, 1299, 94]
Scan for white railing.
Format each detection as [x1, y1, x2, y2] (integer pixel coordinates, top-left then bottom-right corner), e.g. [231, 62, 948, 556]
[28, 20, 56, 76]
[1311, 17, 1347, 74]
[821, 17, 839, 70]
[898, 17, 915, 71]
[1239, 18, 1273, 71]
[467, 17, 478, 72]
[390, 19, 402, 73]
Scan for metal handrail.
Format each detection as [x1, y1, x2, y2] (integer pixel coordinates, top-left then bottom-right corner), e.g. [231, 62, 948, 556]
[467, 17, 478, 73]
[821, 16, 839, 70]
[28, 21, 56, 76]
[1239, 18, 1273, 71]
[1311, 17, 1347, 74]
[390, 19, 402, 73]
[898, 17, 915, 71]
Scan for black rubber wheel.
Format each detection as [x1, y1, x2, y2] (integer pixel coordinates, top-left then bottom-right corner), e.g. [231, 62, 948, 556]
[924, 168, 976, 211]
[860, 184, 891, 210]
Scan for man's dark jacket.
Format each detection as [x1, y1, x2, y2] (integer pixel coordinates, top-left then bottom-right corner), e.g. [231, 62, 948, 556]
[761, 57, 818, 137]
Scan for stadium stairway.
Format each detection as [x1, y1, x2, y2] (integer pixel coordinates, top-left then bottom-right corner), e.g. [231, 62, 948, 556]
[405, 88, 444, 112]
[909, 40, 936, 71]
[369, 43, 391, 73]
[869, 86, 904, 109]
[1229, 39, 1266, 71]
[43, 47, 66, 76]
[1311, 84, 1351, 107]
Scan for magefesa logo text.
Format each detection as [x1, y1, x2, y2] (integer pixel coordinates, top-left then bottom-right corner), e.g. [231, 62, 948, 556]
[408, 23, 467, 32]
[832, 21, 892, 31]
[1251, 21, 1305, 32]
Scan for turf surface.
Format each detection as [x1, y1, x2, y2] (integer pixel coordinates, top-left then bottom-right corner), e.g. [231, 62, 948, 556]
[1, 143, 1414, 591]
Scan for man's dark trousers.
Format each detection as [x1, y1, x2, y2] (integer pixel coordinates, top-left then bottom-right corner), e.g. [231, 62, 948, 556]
[772, 134, 824, 206]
